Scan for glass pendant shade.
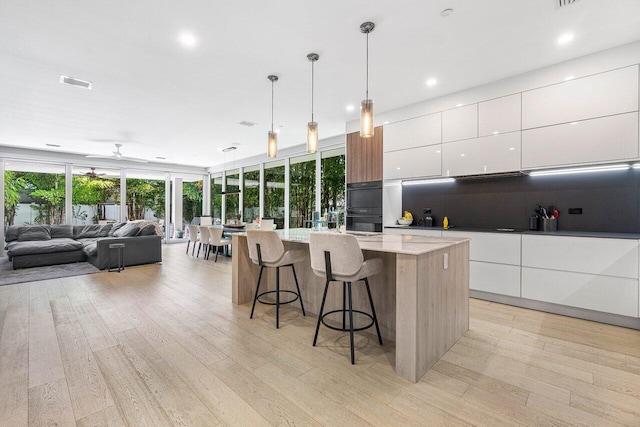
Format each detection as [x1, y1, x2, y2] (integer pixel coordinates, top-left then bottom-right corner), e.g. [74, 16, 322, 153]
[307, 121, 318, 154]
[267, 130, 277, 158]
[360, 99, 374, 138]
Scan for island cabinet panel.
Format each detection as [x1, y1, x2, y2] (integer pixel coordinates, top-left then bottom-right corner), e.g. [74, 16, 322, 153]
[522, 65, 639, 129]
[478, 93, 521, 137]
[442, 131, 521, 177]
[522, 235, 639, 279]
[444, 231, 521, 265]
[346, 127, 383, 183]
[442, 104, 478, 143]
[383, 113, 441, 152]
[522, 268, 639, 317]
[471, 262, 521, 297]
[383, 144, 442, 180]
[521, 112, 639, 169]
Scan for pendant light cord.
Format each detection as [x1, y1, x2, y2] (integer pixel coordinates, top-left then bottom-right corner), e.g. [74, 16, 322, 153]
[311, 60, 315, 122]
[366, 31, 369, 100]
[271, 80, 274, 133]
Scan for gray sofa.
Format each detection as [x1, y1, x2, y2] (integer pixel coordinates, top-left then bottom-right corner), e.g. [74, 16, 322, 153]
[4, 222, 162, 270]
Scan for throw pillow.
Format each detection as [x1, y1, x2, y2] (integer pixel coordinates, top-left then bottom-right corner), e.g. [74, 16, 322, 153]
[134, 220, 163, 236]
[108, 222, 126, 236]
[112, 222, 140, 237]
[50, 224, 74, 239]
[5, 226, 19, 242]
[17, 225, 52, 241]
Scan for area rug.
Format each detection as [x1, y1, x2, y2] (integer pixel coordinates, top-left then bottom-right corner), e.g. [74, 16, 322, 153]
[0, 257, 101, 286]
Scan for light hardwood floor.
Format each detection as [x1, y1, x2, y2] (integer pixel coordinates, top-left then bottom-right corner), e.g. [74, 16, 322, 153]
[1, 242, 640, 426]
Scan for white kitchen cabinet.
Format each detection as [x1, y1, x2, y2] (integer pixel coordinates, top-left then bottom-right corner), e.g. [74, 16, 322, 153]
[384, 227, 442, 237]
[522, 235, 639, 279]
[442, 131, 521, 177]
[471, 262, 521, 297]
[521, 112, 639, 169]
[522, 65, 639, 129]
[522, 267, 639, 317]
[444, 231, 521, 265]
[479, 94, 521, 137]
[442, 104, 478, 143]
[384, 144, 441, 180]
[384, 113, 441, 152]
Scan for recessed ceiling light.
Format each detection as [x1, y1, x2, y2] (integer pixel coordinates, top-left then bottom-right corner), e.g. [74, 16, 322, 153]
[156, 156, 166, 160]
[45, 143, 61, 147]
[60, 75, 92, 90]
[383, 121, 389, 125]
[492, 131, 500, 135]
[440, 8, 454, 17]
[274, 129, 280, 133]
[396, 167, 401, 170]
[557, 32, 574, 45]
[509, 147, 515, 151]
[346, 104, 355, 112]
[456, 103, 464, 107]
[460, 153, 465, 157]
[564, 75, 575, 81]
[426, 78, 438, 87]
[179, 32, 198, 48]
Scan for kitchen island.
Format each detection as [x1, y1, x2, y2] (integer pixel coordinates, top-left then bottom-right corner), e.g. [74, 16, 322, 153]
[232, 229, 470, 382]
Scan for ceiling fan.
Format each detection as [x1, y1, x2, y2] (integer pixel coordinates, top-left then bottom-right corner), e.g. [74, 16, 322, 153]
[85, 167, 106, 179]
[85, 143, 148, 163]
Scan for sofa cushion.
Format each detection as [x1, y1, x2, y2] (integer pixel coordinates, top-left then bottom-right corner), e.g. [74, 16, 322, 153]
[112, 223, 140, 237]
[50, 224, 74, 239]
[138, 224, 160, 236]
[17, 225, 51, 242]
[82, 242, 99, 256]
[7, 238, 83, 257]
[5, 226, 19, 242]
[108, 222, 126, 236]
[74, 224, 112, 239]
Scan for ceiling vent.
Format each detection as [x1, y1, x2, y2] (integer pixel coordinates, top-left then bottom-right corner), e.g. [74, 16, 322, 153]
[238, 120, 256, 127]
[558, 0, 580, 7]
[60, 75, 92, 90]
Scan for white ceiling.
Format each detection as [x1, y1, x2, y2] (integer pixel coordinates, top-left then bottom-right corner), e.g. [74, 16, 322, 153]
[1, 0, 639, 168]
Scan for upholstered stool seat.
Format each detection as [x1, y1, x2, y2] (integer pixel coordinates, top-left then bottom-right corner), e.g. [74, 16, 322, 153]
[309, 232, 383, 364]
[246, 230, 306, 328]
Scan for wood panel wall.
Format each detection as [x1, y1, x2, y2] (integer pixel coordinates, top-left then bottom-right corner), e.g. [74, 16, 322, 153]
[346, 126, 383, 183]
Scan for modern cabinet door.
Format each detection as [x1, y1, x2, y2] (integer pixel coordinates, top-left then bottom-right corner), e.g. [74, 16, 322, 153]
[521, 112, 639, 169]
[384, 144, 442, 180]
[347, 127, 383, 183]
[444, 231, 521, 265]
[384, 113, 441, 152]
[522, 235, 639, 279]
[471, 262, 521, 297]
[442, 104, 478, 143]
[522, 267, 639, 317]
[479, 94, 521, 137]
[442, 131, 521, 177]
[522, 65, 639, 129]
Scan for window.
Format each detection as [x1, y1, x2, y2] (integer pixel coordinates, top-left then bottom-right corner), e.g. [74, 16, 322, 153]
[4, 161, 65, 225]
[243, 165, 260, 223]
[289, 153, 316, 228]
[126, 170, 165, 221]
[180, 174, 204, 224]
[263, 160, 285, 229]
[72, 166, 120, 224]
[211, 173, 222, 224]
[321, 148, 346, 225]
[225, 169, 240, 223]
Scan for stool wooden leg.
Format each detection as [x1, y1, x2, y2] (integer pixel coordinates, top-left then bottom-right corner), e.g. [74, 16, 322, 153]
[276, 266, 280, 329]
[250, 266, 264, 319]
[290, 265, 305, 316]
[347, 281, 355, 364]
[313, 279, 330, 346]
[364, 278, 383, 345]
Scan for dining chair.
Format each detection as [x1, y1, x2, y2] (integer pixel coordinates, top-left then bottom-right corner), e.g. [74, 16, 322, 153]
[186, 224, 200, 255]
[208, 226, 232, 261]
[258, 218, 275, 230]
[196, 226, 210, 258]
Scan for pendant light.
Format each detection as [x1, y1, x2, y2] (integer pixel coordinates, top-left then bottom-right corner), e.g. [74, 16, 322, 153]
[267, 75, 278, 158]
[360, 21, 375, 138]
[306, 53, 319, 154]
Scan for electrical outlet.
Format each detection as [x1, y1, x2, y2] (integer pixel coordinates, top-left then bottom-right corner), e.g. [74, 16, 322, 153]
[443, 253, 449, 270]
[568, 208, 583, 214]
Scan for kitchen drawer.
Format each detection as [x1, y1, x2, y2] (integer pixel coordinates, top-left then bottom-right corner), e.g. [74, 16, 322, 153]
[521, 112, 639, 169]
[384, 113, 441, 152]
[522, 65, 639, 129]
[445, 231, 521, 265]
[384, 227, 442, 237]
[522, 235, 639, 279]
[471, 261, 521, 297]
[479, 94, 521, 137]
[522, 267, 639, 317]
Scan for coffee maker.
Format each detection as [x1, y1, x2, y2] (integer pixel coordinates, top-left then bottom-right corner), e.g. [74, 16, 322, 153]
[418, 208, 434, 227]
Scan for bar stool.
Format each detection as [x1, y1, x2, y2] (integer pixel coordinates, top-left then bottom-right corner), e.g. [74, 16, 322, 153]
[309, 232, 383, 364]
[246, 230, 306, 328]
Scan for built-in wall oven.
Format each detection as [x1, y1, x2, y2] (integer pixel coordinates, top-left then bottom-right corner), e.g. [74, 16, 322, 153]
[346, 181, 383, 232]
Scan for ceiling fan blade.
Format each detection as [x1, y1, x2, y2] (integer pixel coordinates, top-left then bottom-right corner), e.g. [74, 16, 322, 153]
[119, 156, 149, 163]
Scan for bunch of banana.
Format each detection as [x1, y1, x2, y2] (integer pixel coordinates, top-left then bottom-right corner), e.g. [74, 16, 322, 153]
[402, 211, 413, 220]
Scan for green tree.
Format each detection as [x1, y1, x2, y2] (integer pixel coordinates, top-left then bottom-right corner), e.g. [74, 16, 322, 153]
[126, 179, 165, 220]
[4, 170, 26, 225]
[321, 154, 346, 215]
[243, 170, 260, 222]
[72, 176, 118, 223]
[264, 165, 285, 228]
[290, 159, 316, 228]
[183, 180, 203, 222]
[23, 172, 65, 224]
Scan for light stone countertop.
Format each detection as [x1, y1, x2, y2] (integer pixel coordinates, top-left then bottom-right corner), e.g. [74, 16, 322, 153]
[273, 228, 469, 256]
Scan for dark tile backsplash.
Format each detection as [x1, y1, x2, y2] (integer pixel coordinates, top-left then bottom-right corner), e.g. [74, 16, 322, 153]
[402, 170, 640, 233]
